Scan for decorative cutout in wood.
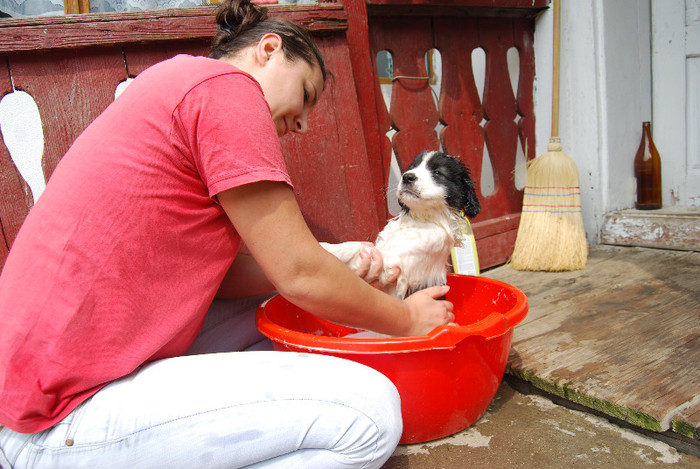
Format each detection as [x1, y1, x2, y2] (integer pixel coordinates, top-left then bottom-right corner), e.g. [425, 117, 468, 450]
[369, 15, 537, 268]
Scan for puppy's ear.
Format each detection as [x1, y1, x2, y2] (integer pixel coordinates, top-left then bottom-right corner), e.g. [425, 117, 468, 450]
[461, 172, 481, 219]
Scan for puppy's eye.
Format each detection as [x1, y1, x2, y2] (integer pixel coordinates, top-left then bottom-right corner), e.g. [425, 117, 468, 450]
[433, 169, 446, 178]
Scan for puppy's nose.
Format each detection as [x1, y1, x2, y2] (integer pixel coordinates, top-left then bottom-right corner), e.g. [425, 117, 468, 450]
[402, 172, 417, 184]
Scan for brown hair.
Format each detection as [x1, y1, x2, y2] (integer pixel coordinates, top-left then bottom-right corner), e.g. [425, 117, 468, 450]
[210, 0, 326, 82]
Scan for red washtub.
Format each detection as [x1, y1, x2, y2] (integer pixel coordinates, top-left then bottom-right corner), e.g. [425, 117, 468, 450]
[256, 273, 528, 444]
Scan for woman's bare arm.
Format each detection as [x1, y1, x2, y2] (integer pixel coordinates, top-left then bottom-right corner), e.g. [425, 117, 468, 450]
[217, 181, 453, 336]
[216, 253, 275, 299]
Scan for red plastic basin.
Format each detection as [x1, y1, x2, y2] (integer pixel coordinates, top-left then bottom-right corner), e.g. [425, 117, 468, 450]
[255, 273, 528, 444]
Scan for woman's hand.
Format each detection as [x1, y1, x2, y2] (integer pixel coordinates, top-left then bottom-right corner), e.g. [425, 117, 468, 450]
[402, 285, 455, 336]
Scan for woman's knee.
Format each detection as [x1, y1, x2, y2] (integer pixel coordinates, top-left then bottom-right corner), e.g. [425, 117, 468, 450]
[327, 358, 403, 466]
[368, 375, 403, 466]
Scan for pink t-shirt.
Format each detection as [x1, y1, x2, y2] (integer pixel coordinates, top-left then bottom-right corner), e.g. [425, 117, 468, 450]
[0, 55, 292, 433]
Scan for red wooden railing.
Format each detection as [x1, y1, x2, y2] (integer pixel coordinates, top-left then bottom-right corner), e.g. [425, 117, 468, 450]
[0, 1, 547, 271]
[0, 5, 378, 269]
[345, 0, 545, 268]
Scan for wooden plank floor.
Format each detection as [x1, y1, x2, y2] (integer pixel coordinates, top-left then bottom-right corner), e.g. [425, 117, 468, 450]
[483, 245, 700, 444]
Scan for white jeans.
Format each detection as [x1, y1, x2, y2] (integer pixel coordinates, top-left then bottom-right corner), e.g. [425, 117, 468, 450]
[0, 296, 402, 469]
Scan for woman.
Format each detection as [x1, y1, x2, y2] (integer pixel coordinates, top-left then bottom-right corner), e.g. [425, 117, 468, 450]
[0, 0, 454, 467]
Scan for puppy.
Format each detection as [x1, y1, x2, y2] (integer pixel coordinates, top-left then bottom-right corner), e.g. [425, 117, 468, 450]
[323, 150, 480, 298]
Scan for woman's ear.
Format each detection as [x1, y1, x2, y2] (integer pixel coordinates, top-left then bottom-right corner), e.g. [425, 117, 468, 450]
[255, 33, 283, 65]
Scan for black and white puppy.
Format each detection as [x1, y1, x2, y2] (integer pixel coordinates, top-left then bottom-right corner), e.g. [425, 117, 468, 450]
[323, 150, 480, 298]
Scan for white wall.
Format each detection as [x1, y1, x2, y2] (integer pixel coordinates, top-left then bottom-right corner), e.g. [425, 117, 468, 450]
[533, 0, 653, 243]
[0, 91, 46, 203]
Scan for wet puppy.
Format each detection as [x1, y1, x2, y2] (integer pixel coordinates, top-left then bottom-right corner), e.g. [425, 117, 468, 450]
[323, 150, 480, 298]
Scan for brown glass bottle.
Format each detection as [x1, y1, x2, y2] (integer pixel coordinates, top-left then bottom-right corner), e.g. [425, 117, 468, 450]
[634, 121, 662, 210]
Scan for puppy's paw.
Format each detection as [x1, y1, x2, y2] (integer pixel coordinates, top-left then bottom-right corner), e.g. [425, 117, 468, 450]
[377, 265, 400, 289]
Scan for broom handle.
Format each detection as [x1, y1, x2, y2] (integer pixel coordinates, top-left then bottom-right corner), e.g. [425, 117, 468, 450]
[551, 0, 561, 138]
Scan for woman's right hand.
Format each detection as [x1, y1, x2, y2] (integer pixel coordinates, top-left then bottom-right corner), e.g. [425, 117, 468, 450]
[402, 285, 455, 336]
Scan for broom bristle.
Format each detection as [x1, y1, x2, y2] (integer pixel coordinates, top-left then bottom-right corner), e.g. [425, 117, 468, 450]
[510, 138, 588, 271]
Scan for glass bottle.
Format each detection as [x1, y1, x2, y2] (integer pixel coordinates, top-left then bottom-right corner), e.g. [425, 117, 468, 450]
[634, 121, 662, 210]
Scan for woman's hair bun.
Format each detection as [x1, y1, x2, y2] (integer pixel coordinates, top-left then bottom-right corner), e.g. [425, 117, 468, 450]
[209, 0, 326, 83]
[215, 0, 268, 39]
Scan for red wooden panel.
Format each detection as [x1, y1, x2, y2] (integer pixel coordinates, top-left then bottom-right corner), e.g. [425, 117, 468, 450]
[281, 34, 379, 242]
[365, 14, 537, 268]
[367, 0, 548, 6]
[476, 222, 518, 268]
[8, 48, 127, 180]
[434, 17, 483, 188]
[0, 67, 11, 102]
[342, 0, 393, 225]
[479, 18, 521, 217]
[0, 5, 347, 53]
[0, 63, 33, 264]
[472, 213, 520, 266]
[370, 16, 440, 172]
[124, 40, 210, 76]
[514, 18, 537, 163]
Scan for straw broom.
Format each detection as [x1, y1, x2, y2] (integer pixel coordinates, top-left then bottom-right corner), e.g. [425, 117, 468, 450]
[510, 0, 588, 271]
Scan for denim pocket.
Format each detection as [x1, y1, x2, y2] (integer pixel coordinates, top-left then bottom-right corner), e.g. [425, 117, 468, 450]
[30, 398, 93, 450]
